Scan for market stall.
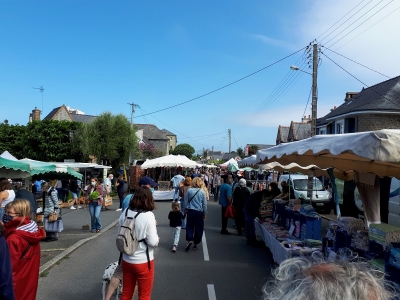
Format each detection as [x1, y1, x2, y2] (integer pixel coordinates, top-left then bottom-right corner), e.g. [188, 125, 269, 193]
[254, 129, 400, 286]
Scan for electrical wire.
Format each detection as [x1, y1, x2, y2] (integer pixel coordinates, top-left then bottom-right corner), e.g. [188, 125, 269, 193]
[135, 47, 307, 118]
[316, 0, 369, 41]
[322, 46, 390, 78]
[334, 5, 400, 50]
[295, 87, 313, 135]
[319, 0, 374, 43]
[320, 51, 400, 109]
[324, 0, 393, 47]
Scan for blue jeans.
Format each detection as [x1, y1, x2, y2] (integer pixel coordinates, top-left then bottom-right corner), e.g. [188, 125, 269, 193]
[89, 202, 102, 231]
[0, 208, 4, 221]
[186, 209, 204, 245]
[214, 185, 220, 200]
[245, 212, 256, 244]
[179, 202, 187, 229]
[173, 187, 180, 201]
[172, 227, 181, 246]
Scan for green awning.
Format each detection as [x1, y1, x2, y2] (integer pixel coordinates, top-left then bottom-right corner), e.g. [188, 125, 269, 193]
[0, 157, 32, 178]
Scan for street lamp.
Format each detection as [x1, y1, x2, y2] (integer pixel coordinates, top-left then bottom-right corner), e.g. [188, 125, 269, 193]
[290, 65, 312, 75]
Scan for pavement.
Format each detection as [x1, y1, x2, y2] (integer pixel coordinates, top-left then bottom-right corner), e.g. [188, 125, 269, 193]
[39, 196, 122, 273]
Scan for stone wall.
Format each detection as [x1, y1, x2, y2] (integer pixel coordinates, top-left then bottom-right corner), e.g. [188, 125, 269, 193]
[357, 114, 400, 132]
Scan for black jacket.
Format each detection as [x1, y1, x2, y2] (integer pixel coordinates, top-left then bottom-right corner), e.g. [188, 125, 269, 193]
[168, 211, 185, 227]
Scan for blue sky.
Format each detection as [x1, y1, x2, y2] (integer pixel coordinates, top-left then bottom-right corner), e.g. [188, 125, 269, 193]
[1, 0, 399, 154]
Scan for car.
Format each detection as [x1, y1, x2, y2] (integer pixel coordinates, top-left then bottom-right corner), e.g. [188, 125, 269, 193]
[278, 174, 332, 213]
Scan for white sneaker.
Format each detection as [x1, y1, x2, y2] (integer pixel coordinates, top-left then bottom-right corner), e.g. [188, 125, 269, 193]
[116, 208, 122, 211]
[70, 206, 76, 210]
[78, 206, 82, 209]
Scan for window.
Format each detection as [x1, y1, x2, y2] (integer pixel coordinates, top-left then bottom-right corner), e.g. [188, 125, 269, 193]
[335, 120, 344, 134]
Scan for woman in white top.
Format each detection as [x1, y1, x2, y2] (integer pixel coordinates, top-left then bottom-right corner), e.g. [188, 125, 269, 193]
[0, 178, 15, 221]
[118, 186, 159, 300]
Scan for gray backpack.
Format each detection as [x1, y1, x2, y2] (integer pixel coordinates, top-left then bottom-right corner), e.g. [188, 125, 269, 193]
[116, 209, 146, 256]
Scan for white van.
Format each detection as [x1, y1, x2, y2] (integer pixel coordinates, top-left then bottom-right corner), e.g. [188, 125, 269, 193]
[388, 178, 400, 227]
[278, 174, 332, 213]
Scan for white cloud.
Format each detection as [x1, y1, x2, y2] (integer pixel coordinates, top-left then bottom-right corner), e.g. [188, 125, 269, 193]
[252, 34, 295, 50]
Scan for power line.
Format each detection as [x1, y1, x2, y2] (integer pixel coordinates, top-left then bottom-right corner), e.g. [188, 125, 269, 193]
[319, 0, 374, 43]
[322, 46, 390, 78]
[324, 0, 394, 47]
[295, 87, 313, 135]
[316, 0, 369, 41]
[320, 51, 400, 109]
[135, 47, 307, 118]
[334, 5, 400, 50]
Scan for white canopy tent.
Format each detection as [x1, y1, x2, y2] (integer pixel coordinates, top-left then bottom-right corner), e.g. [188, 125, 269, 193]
[220, 158, 238, 168]
[0, 151, 18, 161]
[140, 155, 197, 169]
[256, 129, 400, 225]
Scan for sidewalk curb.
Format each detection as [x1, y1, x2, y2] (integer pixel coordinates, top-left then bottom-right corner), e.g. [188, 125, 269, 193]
[39, 218, 120, 275]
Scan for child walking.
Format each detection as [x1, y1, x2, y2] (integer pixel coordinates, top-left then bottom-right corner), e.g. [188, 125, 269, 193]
[168, 202, 185, 252]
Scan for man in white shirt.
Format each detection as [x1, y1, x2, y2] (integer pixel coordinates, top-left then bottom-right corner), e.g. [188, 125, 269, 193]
[171, 172, 185, 201]
[104, 174, 113, 197]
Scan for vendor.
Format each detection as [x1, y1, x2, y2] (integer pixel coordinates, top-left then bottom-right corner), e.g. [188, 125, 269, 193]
[274, 181, 295, 200]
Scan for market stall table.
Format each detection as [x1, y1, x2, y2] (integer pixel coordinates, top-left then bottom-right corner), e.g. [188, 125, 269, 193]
[153, 190, 175, 201]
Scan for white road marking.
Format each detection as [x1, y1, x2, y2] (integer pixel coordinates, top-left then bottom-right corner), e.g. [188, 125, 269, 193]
[202, 232, 210, 261]
[41, 248, 67, 252]
[207, 284, 217, 300]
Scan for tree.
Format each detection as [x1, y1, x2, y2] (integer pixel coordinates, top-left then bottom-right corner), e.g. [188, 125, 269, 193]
[236, 147, 244, 158]
[140, 143, 164, 159]
[171, 143, 195, 159]
[248, 144, 259, 155]
[74, 112, 139, 168]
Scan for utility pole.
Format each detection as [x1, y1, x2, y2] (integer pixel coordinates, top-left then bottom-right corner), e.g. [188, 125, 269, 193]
[127, 102, 140, 125]
[228, 129, 231, 158]
[311, 43, 318, 136]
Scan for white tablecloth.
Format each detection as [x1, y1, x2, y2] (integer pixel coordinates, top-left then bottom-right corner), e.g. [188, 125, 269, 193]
[254, 220, 292, 264]
[153, 190, 176, 201]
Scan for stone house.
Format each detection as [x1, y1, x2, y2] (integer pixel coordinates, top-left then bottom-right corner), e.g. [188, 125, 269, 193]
[276, 125, 290, 145]
[287, 121, 311, 142]
[136, 124, 171, 156]
[317, 76, 400, 135]
[161, 129, 177, 152]
[42, 105, 97, 123]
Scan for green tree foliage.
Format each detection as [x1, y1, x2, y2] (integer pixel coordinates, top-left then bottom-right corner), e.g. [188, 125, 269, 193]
[74, 112, 139, 167]
[171, 143, 195, 159]
[248, 144, 259, 155]
[0, 120, 82, 161]
[236, 147, 244, 158]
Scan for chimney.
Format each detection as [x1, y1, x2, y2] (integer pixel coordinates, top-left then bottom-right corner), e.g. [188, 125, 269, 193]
[334, 106, 336, 109]
[29, 113, 33, 123]
[345, 92, 358, 101]
[32, 107, 41, 121]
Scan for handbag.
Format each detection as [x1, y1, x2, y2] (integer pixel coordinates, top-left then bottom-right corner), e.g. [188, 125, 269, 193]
[44, 217, 64, 233]
[48, 212, 58, 222]
[224, 205, 235, 219]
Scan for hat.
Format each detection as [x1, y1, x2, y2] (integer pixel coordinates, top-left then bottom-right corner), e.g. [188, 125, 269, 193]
[138, 176, 158, 187]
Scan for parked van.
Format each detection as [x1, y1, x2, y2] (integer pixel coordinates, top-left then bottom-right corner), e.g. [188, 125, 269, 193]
[278, 174, 332, 213]
[388, 178, 400, 227]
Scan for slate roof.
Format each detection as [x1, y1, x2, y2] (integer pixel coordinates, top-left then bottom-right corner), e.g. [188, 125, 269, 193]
[161, 129, 176, 136]
[276, 125, 290, 144]
[246, 144, 274, 150]
[44, 107, 63, 120]
[318, 75, 400, 126]
[222, 152, 238, 160]
[71, 114, 97, 123]
[136, 124, 168, 140]
[288, 122, 311, 141]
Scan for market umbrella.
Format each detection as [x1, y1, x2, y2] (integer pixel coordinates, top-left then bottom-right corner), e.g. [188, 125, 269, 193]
[0, 157, 32, 178]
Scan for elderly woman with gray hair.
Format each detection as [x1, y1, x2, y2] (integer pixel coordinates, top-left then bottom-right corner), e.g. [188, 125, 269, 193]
[262, 255, 397, 300]
[232, 178, 250, 236]
[42, 181, 60, 242]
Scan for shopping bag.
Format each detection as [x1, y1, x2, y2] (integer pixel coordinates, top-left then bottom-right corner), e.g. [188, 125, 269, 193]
[44, 218, 64, 233]
[48, 212, 58, 222]
[224, 205, 235, 219]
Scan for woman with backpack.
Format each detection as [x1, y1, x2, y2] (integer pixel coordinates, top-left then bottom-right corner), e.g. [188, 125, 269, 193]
[233, 178, 250, 236]
[119, 186, 159, 300]
[3, 199, 45, 300]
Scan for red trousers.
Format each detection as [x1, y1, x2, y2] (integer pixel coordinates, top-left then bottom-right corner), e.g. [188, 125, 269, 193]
[122, 260, 154, 300]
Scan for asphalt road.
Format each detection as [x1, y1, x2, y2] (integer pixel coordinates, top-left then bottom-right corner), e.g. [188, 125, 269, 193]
[37, 200, 274, 300]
